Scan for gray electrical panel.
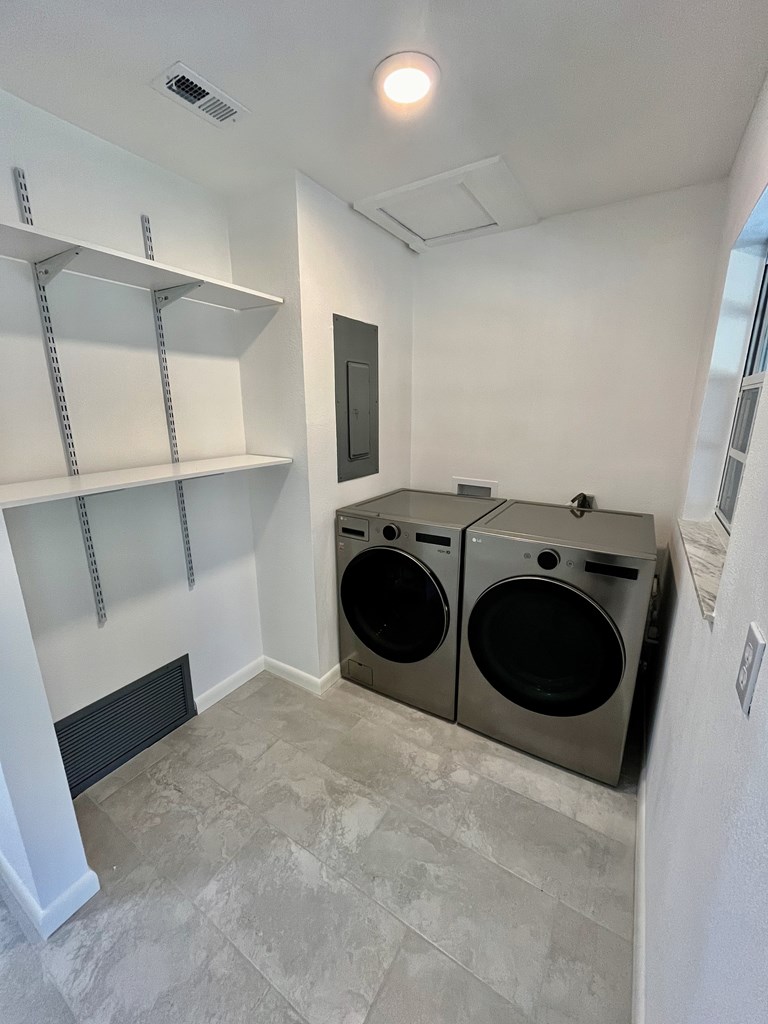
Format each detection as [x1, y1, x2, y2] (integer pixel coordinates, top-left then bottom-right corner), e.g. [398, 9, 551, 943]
[334, 314, 379, 482]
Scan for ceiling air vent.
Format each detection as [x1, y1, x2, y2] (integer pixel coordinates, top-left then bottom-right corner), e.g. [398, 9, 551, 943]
[151, 62, 248, 128]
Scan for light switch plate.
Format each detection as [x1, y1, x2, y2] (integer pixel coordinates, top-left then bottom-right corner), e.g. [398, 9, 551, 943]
[736, 622, 765, 716]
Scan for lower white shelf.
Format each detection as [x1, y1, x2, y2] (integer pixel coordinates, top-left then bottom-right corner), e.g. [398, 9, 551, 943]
[0, 454, 292, 509]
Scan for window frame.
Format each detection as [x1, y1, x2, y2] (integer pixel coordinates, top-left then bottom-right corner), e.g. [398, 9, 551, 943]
[715, 259, 768, 533]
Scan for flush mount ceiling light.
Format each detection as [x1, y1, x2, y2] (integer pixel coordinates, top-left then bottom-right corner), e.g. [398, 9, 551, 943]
[373, 52, 440, 106]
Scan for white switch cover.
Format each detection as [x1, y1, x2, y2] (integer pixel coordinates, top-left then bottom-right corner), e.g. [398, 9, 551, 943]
[736, 622, 765, 716]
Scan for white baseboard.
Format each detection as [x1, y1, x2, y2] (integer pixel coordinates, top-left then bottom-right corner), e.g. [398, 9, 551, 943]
[633, 766, 647, 1024]
[0, 848, 99, 939]
[193, 655, 339, 714]
[194, 657, 266, 714]
[264, 657, 340, 696]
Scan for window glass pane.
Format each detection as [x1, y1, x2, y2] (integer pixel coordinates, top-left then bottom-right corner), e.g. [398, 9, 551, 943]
[731, 387, 760, 453]
[755, 318, 768, 374]
[718, 456, 744, 525]
[746, 263, 768, 375]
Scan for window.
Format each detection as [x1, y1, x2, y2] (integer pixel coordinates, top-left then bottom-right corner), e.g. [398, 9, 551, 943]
[716, 259, 768, 531]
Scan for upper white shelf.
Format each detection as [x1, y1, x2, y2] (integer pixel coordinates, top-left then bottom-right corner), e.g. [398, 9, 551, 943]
[0, 454, 292, 509]
[0, 221, 283, 311]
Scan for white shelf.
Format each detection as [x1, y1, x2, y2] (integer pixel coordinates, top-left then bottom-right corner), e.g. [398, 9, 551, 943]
[0, 454, 292, 509]
[0, 221, 283, 311]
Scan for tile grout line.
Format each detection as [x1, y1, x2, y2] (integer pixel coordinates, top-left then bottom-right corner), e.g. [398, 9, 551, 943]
[359, 926, 411, 1024]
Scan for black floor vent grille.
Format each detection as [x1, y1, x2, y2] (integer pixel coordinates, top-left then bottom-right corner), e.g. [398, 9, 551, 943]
[55, 655, 195, 797]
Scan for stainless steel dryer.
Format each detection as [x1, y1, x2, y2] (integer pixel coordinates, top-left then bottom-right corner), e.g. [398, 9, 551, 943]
[458, 500, 656, 784]
[336, 489, 504, 719]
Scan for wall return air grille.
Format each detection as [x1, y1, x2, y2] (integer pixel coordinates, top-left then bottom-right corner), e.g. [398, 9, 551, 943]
[151, 62, 248, 127]
[55, 655, 195, 796]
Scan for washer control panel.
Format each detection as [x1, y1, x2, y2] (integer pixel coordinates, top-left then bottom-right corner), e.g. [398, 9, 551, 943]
[537, 549, 560, 570]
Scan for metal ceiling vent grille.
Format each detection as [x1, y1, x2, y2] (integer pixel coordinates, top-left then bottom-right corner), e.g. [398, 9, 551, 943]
[151, 62, 248, 127]
[55, 655, 195, 797]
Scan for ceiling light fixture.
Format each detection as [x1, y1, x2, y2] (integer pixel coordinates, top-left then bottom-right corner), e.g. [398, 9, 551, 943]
[373, 52, 440, 106]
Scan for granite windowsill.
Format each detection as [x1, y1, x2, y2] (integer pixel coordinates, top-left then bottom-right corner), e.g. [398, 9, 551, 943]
[677, 518, 728, 622]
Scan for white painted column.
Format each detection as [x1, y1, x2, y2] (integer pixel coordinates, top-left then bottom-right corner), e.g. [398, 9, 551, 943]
[0, 512, 99, 937]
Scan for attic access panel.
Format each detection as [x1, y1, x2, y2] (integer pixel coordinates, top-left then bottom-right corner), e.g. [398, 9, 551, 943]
[334, 314, 379, 482]
[353, 156, 538, 253]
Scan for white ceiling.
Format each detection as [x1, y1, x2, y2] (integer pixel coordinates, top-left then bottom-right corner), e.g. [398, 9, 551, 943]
[1, 0, 768, 220]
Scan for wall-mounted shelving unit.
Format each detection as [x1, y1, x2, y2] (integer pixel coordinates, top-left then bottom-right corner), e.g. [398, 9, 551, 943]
[1, 182, 289, 623]
[0, 220, 283, 310]
[0, 454, 292, 509]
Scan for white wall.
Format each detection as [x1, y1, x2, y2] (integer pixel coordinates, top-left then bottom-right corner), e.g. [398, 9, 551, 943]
[0, 89, 264, 718]
[411, 183, 727, 547]
[644, 75, 768, 1024]
[0, 514, 98, 936]
[296, 175, 415, 674]
[229, 173, 323, 679]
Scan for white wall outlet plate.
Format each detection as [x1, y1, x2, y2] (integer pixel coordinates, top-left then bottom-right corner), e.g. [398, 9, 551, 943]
[736, 622, 765, 716]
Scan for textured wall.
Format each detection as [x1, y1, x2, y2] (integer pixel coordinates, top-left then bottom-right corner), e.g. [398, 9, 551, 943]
[644, 73, 768, 1024]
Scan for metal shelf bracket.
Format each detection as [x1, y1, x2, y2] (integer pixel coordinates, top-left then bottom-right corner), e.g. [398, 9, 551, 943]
[154, 281, 203, 309]
[14, 168, 107, 625]
[143, 215, 196, 589]
[35, 247, 81, 283]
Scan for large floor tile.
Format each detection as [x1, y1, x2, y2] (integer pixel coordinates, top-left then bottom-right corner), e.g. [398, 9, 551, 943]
[0, 942, 76, 1024]
[342, 806, 556, 1017]
[196, 820, 405, 1024]
[223, 739, 388, 874]
[454, 776, 634, 940]
[537, 903, 632, 1024]
[164, 702, 278, 790]
[319, 718, 480, 836]
[365, 930, 529, 1024]
[231, 677, 360, 759]
[100, 754, 260, 897]
[86, 737, 173, 803]
[255, 986, 310, 1023]
[222, 670, 280, 708]
[0, 895, 27, 956]
[74, 794, 144, 892]
[453, 733, 637, 846]
[321, 680, 458, 751]
[326, 682, 636, 846]
[41, 863, 268, 1024]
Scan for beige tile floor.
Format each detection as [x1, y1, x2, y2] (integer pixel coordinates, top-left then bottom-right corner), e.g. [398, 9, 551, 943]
[0, 672, 638, 1024]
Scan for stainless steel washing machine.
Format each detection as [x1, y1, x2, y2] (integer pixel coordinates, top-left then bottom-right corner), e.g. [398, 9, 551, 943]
[458, 500, 656, 784]
[336, 489, 504, 719]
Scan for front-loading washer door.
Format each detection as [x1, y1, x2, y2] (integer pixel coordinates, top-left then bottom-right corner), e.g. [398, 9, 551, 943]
[467, 576, 625, 716]
[341, 547, 449, 664]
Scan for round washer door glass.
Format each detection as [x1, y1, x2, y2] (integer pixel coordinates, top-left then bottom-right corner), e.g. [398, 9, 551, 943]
[341, 548, 449, 664]
[468, 577, 625, 716]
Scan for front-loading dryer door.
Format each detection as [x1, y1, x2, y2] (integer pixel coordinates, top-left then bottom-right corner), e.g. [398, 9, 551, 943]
[467, 576, 625, 716]
[340, 547, 449, 664]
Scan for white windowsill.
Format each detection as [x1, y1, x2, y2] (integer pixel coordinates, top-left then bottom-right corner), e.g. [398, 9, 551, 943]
[677, 518, 728, 622]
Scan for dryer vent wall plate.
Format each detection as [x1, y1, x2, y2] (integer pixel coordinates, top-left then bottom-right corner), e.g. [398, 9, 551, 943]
[453, 477, 499, 499]
[353, 157, 538, 253]
[151, 63, 249, 127]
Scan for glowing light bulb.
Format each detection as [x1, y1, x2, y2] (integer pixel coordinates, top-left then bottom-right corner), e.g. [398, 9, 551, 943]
[373, 53, 440, 109]
[382, 67, 432, 104]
